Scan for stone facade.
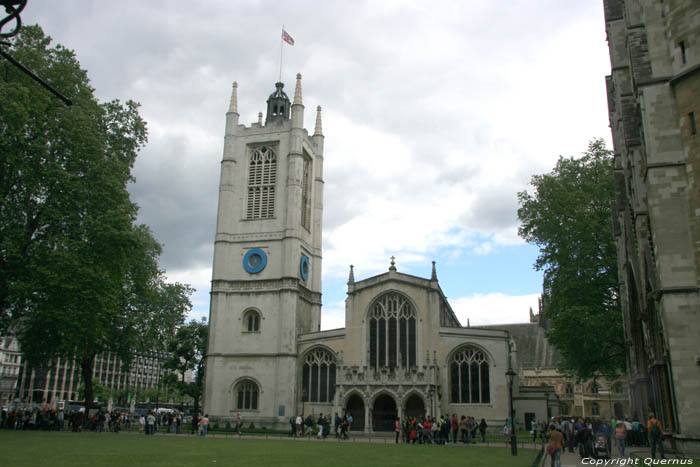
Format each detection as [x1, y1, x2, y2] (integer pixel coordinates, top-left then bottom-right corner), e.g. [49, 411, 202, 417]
[604, 0, 700, 455]
[486, 311, 630, 425]
[204, 76, 559, 432]
[8, 348, 181, 408]
[0, 336, 22, 405]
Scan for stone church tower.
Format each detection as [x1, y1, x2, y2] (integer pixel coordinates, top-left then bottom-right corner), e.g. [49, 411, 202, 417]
[204, 75, 325, 424]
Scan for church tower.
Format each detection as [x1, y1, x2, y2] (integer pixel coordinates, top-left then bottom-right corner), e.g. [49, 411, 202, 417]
[204, 75, 324, 425]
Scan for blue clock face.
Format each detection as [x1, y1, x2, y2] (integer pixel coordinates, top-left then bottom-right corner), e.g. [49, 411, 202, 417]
[243, 248, 267, 273]
[300, 254, 310, 281]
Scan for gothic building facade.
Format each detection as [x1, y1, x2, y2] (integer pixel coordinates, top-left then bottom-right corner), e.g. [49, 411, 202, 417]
[203, 75, 557, 431]
[604, 0, 700, 455]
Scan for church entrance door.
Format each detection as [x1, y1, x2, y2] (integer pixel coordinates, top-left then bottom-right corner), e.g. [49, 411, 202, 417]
[404, 394, 425, 419]
[346, 394, 365, 431]
[372, 394, 397, 432]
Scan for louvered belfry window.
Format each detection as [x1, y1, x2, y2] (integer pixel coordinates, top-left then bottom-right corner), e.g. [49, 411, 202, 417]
[368, 293, 416, 369]
[247, 145, 277, 219]
[300, 155, 312, 230]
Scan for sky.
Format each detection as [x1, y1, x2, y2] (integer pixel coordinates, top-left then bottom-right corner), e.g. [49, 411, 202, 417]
[20, 0, 613, 329]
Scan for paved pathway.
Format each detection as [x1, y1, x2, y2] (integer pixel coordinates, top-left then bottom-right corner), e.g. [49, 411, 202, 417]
[550, 446, 659, 467]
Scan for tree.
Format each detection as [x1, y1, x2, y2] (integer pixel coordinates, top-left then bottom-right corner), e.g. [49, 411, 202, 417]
[163, 318, 208, 415]
[78, 379, 110, 404]
[517, 138, 625, 378]
[0, 25, 192, 409]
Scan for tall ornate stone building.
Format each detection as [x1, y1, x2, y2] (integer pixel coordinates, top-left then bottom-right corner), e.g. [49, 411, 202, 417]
[604, 0, 700, 454]
[204, 75, 558, 431]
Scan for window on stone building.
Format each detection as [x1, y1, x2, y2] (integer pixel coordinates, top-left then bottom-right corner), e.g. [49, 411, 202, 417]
[590, 382, 599, 394]
[243, 309, 261, 332]
[591, 402, 600, 416]
[235, 379, 259, 410]
[613, 382, 624, 394]
[449, 345, 490, 404]
[301, 348, 336, 403]
[368, 293, 416, 369]
[565, 384, 574, 395]
[679, 41, 687, 65]
[300, 153, 312, 230]
[690, 112, 696, 136]
[246, 145, 277, 219]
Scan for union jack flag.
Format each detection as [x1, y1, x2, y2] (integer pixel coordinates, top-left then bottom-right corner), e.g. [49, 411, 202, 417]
[282, 29, 295, 46]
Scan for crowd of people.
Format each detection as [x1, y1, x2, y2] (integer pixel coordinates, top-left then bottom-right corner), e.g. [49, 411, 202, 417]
[0, 407, 134, 432]
[399, 414, 488, 445]
[543, 413, 667, 467]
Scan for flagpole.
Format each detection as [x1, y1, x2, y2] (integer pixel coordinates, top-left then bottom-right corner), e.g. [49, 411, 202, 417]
[279, 25, 284, 83]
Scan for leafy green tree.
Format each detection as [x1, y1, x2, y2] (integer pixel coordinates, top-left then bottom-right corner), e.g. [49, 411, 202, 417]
[163, 318, 208, 415]
[78, 379, 110, 404]
[0, 25, 192, 410]
[517, 138, 625, 378]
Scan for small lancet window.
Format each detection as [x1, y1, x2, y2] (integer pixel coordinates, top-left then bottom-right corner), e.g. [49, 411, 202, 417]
[243, 310, 261, 332]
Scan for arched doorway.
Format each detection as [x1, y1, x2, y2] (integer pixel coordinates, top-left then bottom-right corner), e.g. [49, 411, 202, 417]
[404, 394, 425, 419]
[345, 394, 365, 431]
[372, 394, 397, 431]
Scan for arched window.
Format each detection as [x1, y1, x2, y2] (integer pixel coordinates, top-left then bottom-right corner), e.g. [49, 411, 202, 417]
[243, 309, 260, 332]
[449, 346, 490, 404]
[565, 384, 574, 395]
[368, 293, 416, 369]
[590, 382, 599, 394]
[247, 146, 277, 219]
[235, 379, 259, 410]
[301, 348, 336, 403]
[613, 382, 624, 394]
[591, 402, 600, 416]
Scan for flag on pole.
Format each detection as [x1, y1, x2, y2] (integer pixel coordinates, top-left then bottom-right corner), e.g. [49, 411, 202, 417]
[282, 28, 295, 46]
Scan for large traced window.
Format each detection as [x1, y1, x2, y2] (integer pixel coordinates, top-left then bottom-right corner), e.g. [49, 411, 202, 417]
[368, 293, 416, 369]
[235, 379, 259, 410]
[449, 346, 490, 404]
[300, 154, 312, 230]
[247, 146, 277, 219]
[301, 348, 336, 403]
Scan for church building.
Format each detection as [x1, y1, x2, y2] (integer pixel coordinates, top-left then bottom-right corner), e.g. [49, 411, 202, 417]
[203, 75, 555, 431]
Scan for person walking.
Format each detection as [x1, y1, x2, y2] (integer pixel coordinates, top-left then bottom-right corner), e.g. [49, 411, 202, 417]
[479, 418, 488, 443]
[614, 420, 627, 457]
[647, 413, 665, 459]
[235, 411, 242, 436]
[547, 424, 565, 467]
[146, 411, 156, 436]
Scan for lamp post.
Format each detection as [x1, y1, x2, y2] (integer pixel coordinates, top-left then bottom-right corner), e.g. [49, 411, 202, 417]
[545, 390, 550, 420]
[301, 388, 307, 417]
[427, 385, 434, 417]
[505, 366, 518, 456]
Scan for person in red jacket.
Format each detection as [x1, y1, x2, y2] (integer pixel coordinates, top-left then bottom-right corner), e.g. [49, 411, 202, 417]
[647, 413, 665, 459]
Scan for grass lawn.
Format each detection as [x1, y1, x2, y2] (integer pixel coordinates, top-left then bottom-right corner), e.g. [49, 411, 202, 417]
[0, 431, 539, 466]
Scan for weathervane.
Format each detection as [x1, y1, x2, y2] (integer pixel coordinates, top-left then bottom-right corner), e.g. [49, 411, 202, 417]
[1, 0, 72, 105]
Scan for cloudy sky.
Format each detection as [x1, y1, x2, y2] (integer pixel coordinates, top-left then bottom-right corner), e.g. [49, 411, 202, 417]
[21, 1, 612, 329]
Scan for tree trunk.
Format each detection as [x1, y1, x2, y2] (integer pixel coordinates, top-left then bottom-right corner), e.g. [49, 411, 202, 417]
[80, 355, 95, 416]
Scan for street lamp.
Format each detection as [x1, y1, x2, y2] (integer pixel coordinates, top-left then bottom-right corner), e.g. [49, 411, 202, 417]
[545, 390, 550, 420]
[301, 388, 307, 417]
[505, 366, 518, 456]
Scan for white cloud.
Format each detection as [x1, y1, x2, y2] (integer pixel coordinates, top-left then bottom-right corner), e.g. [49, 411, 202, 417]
[451, 293, 541, 326]
[21, 1, 608, 326]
